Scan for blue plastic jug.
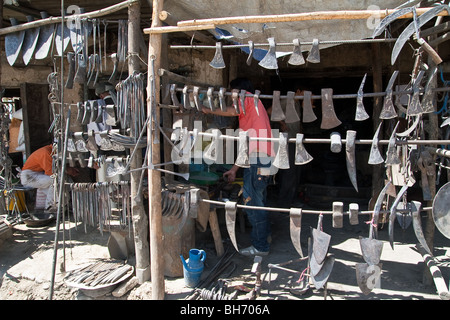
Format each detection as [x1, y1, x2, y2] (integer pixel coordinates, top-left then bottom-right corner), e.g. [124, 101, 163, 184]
[180, 249, 206, 287]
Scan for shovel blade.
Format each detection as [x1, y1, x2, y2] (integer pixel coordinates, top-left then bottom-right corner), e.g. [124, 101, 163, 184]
[356, 262, 382, 295]
[312, 227, 331, 265]
[311, 255, 334, 290]
[359, 236, 383, 265]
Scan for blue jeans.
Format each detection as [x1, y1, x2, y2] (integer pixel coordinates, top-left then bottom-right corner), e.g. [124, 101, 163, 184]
[242, 158, 272, 252]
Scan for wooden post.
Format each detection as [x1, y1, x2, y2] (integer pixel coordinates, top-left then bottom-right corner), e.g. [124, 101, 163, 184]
[148, 0, 165, 300]
[129, 0, 151, 284]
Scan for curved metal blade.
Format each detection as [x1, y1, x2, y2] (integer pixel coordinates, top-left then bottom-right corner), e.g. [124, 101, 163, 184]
[385, 121, 400, 165]
[380, 71, 399, 119]
[355, 73, 370, 121]
[372, 7, 414, 38]
[5, 18, 25, 66]
[311, 227, 331, 265]
[368, 122, 384, 165]
[289, 208, 303, 257]
[432, 182, 450, 239]
[411, 200, 432, 255]
[22, 16, 40, 66]
[345, 130, 358, 192]
[391, 5, 450, 65]
[311, 255, 334, 290]
[389, 184, 409, 249]
[225, 201, 239, 252]
[396, 115, 421, 137]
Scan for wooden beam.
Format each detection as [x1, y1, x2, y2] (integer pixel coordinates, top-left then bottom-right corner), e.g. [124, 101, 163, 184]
[177, 7, 449, 27]
[144, 23, 215, 34]
[148, 0, 165, 300]
[0, 0, 139, 36]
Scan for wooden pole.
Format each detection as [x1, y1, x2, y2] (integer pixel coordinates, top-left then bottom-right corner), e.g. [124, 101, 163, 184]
[148, 0, 165, 300]
[176, 7, 448, 27]
[0, 0, 138, 36]
[129, 0, 151, 284]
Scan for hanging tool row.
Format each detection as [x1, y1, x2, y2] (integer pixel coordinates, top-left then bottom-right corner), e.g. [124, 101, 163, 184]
[5, 11, 129, 86]
[75, 99, 117, 126]
[68, 181, 130, 235]
[116, 72, 146, 137]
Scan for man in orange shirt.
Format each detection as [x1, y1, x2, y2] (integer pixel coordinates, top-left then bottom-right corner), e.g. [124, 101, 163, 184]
[20, 144, 78, 211]
[201, 78, 275, 256]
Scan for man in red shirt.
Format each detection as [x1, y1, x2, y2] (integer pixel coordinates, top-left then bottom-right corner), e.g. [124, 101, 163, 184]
[202, 78, 275, 256]
[20, 144, 78, 211]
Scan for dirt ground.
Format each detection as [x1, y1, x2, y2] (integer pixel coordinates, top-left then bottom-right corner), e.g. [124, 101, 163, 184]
[0, 198, 449, 301]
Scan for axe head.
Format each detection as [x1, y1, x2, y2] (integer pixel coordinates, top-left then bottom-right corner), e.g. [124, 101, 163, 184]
[288, 39, 305, 66]
[284, 91, 300, 123]
[209, 42, 226, 69]
[380, 71, 399, 119]
[306, 39, 320, 63]
[406, 71, 425, 116]
[320, 88, 341, 129]
[270, 90, 285, 121]
[258, 37, 278, 70]
[302, 90, 317, 123]
[355, 73, 370, 121]
[273, 132, 290, 169]
[295, 133, 313, 165]
[421, 66, 438, 114]
[385, 121, 401, 165]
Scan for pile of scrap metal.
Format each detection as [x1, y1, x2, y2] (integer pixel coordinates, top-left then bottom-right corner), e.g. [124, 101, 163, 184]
[64, 259, 134, 297]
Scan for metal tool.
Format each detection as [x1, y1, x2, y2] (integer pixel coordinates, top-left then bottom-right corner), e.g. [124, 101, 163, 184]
[380, 71, 399, 119]
[407, 70, 425, 116]
[385, 121, 401, 165]
[349, 203, 359, 225]
[421, 66, 438, 114]
[239, 89, 247, 115]
[74, 53, 87, 83]
[368, 122, 384, 165]
[289, 208, 303, 257]
[5, 18, 25, 66]
[22, 16, 40, 66]
[204, 129, 222, 163]
[65, 52, 76, 89]
[193, 86, 202, 112]
[81, 101, 91, 125]
[306, 38, 320, 63]
[35, 12, 55, 60]
[108, 53, 118, 83]
[270, 90, 285, 121]
[389, 184, 409, 250]
[253, 90, 261, 116]
[372, 6, 415, 38]
[246, 40, 254, 66]
[76, 101, 84, 125]
[207, 87, 215, 112]
[285, 91, 300, 123]
[332, 201, 344, 228]
[302, 90, 317, 123]
[311, 214, 331, 266]
[311, 255, 334, 290]
[417, 150, 433, 201]
[294, 133, 313, 165]
[273, 132, 290, 169]
[55, 21, 70, 57]
[288, 39, 305, 66]
[355, 262, 382, 295]
[210, 42, 226, 69]
[330, 132, 342, 153]
[432, 181, 450, 240]
[359, 181, 390, 265]
[320, 88, 341, 129]
[225, 201, 239, 252]
[396, 115, 421, 137]
[355, 73, 370, 121]
[411, 200, 432, 256]
[235, 131, 250, 168]
[259, 37, 278, 70]
[218, 87, 227, 112]
[346, 130, 358, 192]
[391, 5, 448, 65]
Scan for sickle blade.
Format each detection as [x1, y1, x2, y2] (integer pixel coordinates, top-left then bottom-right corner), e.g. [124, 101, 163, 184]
[355, 73, 370, 121]
[391, 5, 450, 65]
[369, 122, 384, 165]
[372, 7, 413, 38]
[411, 200, 432, 255]
[389, 184, 409, 250]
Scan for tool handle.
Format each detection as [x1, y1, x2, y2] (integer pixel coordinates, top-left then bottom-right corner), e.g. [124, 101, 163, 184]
[419, 38, 443, 65]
